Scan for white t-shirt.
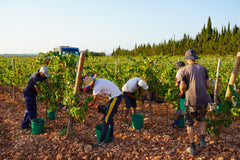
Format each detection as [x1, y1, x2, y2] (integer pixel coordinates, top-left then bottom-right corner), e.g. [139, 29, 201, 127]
[122, 77, 141, 93]
[93, 78, 122, 99]
[176, 68, 183, 82]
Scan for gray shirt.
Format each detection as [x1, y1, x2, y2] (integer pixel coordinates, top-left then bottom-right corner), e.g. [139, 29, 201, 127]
[179, 63, 210, 106]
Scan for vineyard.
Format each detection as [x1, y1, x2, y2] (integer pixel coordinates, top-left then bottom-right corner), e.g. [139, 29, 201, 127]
[0, 53, 240, 159]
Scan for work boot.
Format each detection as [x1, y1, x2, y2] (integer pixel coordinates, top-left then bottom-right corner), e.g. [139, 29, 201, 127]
[187, 147, 197, 156]
[200, 138, 207, 148]
[92, 141, 106, 148]
[187, 143, 197, 156]
[109, 136, 115, 142]
[200, 134, 207, 147]
[21, 125, 31, 129]
[172, 122, 178, 128]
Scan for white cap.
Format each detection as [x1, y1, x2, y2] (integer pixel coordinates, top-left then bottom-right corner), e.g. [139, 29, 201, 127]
[40, 66, 50, 78]
[138, 80, 149, 90]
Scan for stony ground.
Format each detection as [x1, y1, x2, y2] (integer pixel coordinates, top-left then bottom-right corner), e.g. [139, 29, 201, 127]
[0, 85, 240, 160]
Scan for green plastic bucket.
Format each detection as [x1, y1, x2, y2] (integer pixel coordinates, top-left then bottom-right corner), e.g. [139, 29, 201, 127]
[174, 114, 185, 128]
[47, 109, 57, 120]
[131, 114, 144, 129]
[31, 118, 45, 134]
[95, 123, 111, 143]
[180, 98, 185, 111]
[216, 103, 221, 111]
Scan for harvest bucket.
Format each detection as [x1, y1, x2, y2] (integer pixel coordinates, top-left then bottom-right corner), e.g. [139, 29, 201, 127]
[131, 114, 144, 129]
[180, 98, 185, 111]
[216, 103, 221, 111]
[31, 118, 45, 134]
[95, 123, 111, 143]
[174, 114, 185, 128]
[47, 109, 57, 120]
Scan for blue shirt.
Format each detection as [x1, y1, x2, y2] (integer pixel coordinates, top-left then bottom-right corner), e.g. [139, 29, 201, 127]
[23, 70, 47, 95]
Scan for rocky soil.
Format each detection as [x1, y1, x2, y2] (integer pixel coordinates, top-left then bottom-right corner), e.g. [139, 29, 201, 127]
[0, 85, 240, 160]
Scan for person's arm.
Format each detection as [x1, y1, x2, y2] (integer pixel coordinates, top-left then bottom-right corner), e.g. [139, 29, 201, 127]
[45, 79, 51, 90]
[175, 77, 180, 87]
[34, 85, 42, 94]
[206, 79, 210, 90]
[128, 92, 140, 100]
[88, 94, 99, 108]
[179, 81, 185, 94]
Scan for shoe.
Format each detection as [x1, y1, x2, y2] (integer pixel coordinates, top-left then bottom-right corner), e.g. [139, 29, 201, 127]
[109, 136, 115, 142]
[200, 139, 207, 148]
[172, 123, 178, 128]
[123, 120, 128, 124]
[92, 141, 106, 148]
[187, 147, 197, 156]
[21, 125, 31, 129]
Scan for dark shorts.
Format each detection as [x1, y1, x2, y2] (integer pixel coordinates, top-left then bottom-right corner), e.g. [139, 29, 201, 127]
[185, 105, 207, 126]
[123, 92, 137, 109]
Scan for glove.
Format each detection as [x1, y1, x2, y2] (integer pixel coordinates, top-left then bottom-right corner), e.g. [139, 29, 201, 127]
[179, 92, 185, 99]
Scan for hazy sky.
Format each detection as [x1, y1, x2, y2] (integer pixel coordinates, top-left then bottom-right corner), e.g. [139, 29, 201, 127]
[0, 0, 239, 55]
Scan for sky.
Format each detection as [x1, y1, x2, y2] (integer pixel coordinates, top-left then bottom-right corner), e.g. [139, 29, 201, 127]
[0, 0, 240, 55]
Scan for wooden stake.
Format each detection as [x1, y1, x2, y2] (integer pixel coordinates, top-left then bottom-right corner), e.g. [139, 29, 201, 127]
[214, 59, 221, 106]
[66, 52, 85, 138]
[148, 93, 152, 122]
[225, 52, 240, 100]
[12, 59, 15, 100]
[74, 52, 86, 94]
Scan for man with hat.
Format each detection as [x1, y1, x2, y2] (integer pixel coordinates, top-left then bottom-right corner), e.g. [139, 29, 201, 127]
[179, 49, 210, 156]
[82, 74, 122, 148]
[21, 66, 51, 129]
[122, 77, 149, 124]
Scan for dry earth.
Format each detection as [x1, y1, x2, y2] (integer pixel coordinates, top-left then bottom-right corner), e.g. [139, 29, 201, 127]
[0, 85, 240, 160]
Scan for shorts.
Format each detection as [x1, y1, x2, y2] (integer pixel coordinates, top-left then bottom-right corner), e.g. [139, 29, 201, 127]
[185, 105, 207, 126]
[123, 92, 137, 109]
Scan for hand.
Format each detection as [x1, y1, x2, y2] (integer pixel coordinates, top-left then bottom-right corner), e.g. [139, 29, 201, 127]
[179, 92, 184, 99]
[139, 98, 144, 102]
[78, 102, 83, 107]
[237, 89, 240, 94]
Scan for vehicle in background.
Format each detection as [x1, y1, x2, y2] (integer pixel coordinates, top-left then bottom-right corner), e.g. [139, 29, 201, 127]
[53, 46, 80, 56]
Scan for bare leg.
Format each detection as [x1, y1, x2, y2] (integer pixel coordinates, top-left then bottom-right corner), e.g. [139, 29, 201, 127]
[123, 108, 130, 120]
[187, 126, 194, 143]
[199, 120, 206, 135]
[132, 107, 136, 115]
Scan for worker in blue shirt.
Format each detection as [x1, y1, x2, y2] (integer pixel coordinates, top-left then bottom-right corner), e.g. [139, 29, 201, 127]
[21, 66, 51, 129]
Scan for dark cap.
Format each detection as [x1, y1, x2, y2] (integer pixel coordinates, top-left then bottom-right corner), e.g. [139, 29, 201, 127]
[176, 61, 185, 68]
[182, 49, 200, 60]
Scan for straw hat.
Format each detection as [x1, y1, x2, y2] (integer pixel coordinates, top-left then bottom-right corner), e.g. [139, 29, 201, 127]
[82, 74, 97, 90]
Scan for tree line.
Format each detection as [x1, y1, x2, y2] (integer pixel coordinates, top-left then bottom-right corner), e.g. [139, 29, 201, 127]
[112, 17, 240, 57]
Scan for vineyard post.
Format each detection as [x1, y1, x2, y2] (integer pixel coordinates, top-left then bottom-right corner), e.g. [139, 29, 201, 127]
[154, 60, 157, 67]
[115, 60, 117, 75]
[166, 102, 168, 126]
[214, 59, 221, 107]
[66, 52, 85, 138]
[225, 52, 240, 100]
[12, 59, 15, 100]
[148, 93, 152, 122]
